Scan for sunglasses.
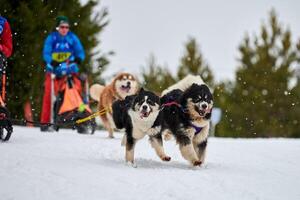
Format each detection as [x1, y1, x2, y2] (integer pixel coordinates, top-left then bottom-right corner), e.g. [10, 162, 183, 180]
[59, 26, 69, 29]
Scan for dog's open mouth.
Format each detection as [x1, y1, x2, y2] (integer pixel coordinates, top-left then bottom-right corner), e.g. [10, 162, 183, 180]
[198, 110, 206, 116]
[140, 110, 151, 119]
[195, 106, 206, 117]
[120, 85, 131, 93]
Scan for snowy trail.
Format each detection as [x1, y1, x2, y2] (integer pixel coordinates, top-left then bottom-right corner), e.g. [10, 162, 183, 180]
[0, 126, 300, 200]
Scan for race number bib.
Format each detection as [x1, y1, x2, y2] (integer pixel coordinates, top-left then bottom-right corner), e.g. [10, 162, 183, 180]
[52, 52, 71, 62]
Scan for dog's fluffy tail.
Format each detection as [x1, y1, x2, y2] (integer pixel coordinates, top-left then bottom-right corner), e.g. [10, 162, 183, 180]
[90, 84, 105, 102]
[161, 75, 205, 96]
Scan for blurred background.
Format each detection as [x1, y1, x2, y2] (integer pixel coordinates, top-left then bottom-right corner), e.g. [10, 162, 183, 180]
[0, 0, 299, 137]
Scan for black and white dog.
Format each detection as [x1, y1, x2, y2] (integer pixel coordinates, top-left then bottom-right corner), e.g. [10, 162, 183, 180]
[112, 88, 170, 167]
[160, 75, 213, 166]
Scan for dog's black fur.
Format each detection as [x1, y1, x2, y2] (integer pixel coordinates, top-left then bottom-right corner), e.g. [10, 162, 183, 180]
[180, 83, 212, 121]
[112, 95, 136, 130]
[160, 84, 212, 144]
[112, 94, 136, 149]
[160, 83, 213, 165]
[112, 88, 168, 165]
[112, 83, 213, 166]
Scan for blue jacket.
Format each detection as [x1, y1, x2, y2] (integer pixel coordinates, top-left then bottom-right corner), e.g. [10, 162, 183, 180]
[0, 16, 6, 35]
[43, 31, 85, 64]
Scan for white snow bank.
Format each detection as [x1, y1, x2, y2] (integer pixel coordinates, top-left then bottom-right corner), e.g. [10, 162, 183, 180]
[0, 126, 299, 200]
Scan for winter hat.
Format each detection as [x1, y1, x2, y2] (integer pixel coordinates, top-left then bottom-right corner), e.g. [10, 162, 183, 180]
[56, 16, 69, 27]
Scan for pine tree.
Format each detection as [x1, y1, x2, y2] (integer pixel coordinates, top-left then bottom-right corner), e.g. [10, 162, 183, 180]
[142, 55, 176, 94]
[0, 0, 110, 120]
[215, 10, 300, 137]
[142, 38, 214, 93]
[177, 37, 214, 87]
[289, 63, 300, 137]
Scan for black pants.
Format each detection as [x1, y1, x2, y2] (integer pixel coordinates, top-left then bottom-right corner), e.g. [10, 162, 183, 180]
[0, 53, 7, 103]
[0, 53, 7, 71]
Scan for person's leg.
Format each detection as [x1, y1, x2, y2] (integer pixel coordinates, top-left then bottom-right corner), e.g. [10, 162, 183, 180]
[0, 53, 7, 102]
[40, 73, 52, 128]
[0, 53, 6, 70]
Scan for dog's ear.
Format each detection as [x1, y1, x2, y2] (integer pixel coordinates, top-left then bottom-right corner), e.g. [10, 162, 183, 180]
[199, 84, 213, 101]
[125, 94, 136, 102]
[139, 87, 145, 93]
[191, 83, 201, 90]
[180, 83, 202, 105]
[189, 83, 210, 93]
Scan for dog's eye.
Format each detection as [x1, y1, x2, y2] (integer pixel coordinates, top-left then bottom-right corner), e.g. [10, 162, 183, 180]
[193, 98, 200, 103]
[147, 99, 154, 105]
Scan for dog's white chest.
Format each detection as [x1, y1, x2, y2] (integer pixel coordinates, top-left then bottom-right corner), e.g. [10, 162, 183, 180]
[190, 119, 210, 142]
[132, 127, 146, 139]
[128, 109, 159, 140]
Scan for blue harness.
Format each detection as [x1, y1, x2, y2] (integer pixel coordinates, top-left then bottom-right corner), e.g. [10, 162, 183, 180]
[190, 123, 203, 135]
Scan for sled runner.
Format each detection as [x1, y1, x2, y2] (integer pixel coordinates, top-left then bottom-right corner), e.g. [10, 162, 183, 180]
[51, 62, 96, 134]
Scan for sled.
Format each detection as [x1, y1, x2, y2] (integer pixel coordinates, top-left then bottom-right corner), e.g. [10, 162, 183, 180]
[51, 71, 96, 134]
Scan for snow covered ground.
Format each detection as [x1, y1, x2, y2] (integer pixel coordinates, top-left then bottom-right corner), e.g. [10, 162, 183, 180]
[0, 126, 300, 200]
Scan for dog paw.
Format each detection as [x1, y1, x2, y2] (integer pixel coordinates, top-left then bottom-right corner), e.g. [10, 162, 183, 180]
[126, 161, 137, 168]
[108, 135, 115, 139]
[192, 160, 202, 166]
[161, 156, 171, 162]
[147, 127, 160, 136]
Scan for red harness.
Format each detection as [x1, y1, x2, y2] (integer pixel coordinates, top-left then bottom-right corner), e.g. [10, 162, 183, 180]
[162, 101, 182, 108]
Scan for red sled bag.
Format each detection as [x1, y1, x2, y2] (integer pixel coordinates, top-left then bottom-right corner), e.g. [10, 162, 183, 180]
[52, 70, 96, 134]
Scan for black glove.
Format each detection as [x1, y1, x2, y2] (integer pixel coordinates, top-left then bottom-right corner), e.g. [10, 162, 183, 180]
[74, 57, 82, 65]
[51, 60, 60, 67]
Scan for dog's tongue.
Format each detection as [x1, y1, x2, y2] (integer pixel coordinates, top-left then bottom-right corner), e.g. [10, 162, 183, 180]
[197, 109, 206, 117]
[140, 111, 149, 119]
[121, 86, 131, 93]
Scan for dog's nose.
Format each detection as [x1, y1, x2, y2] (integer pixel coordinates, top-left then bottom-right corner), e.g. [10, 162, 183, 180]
[127, 81, 131, 86]
[142, 105, 148, 110]
[201, 104, 207, 109]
